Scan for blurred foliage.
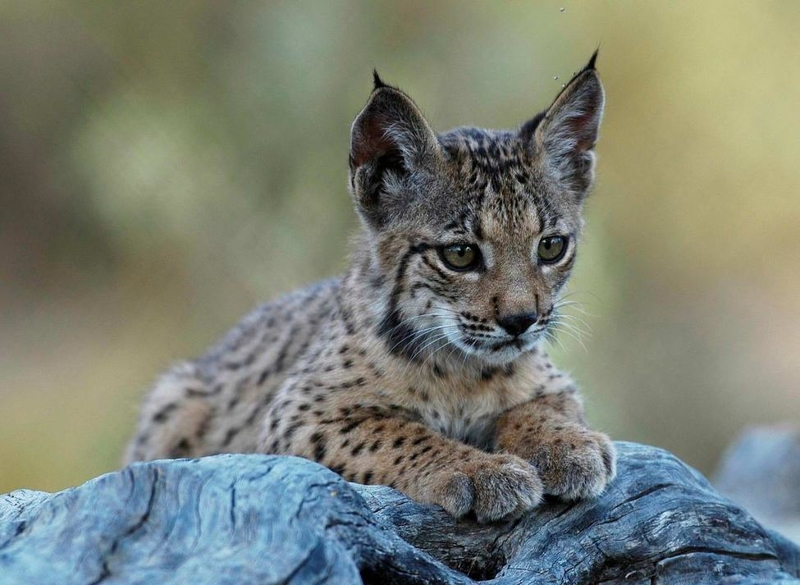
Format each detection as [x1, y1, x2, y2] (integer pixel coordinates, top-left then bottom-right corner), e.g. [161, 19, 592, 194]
[1, 1, 799, 492]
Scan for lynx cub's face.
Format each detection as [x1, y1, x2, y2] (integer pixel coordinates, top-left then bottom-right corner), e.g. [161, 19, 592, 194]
[350, 58, 603, 366]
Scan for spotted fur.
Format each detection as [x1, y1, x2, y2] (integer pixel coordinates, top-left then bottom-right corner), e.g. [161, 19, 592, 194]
[126, 53, 616, 523]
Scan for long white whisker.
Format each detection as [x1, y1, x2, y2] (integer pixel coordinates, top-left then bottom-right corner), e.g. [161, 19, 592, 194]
[383, 310, 454, 349]
[382, 312, 442, 336]
[553, 313, 593, 335]
[551, 314, 591, 336]
[544, 326, 567, 353]
[420, 333, 458, 372]
[553, 300, 589, 312]
[554, 325, 588, 352]
[409, 330, 455, 363]
[388, 324, 455, 355]
[443, 335, 467, 364]
[401, 330, 457, 378]
[549, 317, 589, 352]
[553, 300, 596, 318]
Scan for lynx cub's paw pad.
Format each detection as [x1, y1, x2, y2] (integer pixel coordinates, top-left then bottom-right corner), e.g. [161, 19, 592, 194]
[530, 427, 616, 500]
[435, 454, 543, 523]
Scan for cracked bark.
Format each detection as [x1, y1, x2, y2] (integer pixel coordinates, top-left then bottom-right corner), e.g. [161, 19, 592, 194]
[0, 442, 798, 584]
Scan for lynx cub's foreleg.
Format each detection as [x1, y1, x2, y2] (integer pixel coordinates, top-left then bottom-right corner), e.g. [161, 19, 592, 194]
[495, 389, 616, 500]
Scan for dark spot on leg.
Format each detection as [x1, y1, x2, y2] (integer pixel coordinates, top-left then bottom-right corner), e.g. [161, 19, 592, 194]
[340, 418, 365, 434]
[170, 438, 190, 457]
[314, 443, 327, 461]
[153, 403, 178, 423]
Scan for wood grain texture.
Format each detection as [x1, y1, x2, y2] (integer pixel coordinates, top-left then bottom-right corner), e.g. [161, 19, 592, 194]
[1, 443, 798, 584]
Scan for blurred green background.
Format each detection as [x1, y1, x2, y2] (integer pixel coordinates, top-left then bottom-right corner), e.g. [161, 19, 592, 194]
[1, 1, 799, 493]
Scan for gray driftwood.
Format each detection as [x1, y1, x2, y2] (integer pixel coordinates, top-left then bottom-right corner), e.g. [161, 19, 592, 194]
[1, 442, 798, 584]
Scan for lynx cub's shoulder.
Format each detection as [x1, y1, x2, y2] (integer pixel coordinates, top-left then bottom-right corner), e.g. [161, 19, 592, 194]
[126, 53, 616, 523]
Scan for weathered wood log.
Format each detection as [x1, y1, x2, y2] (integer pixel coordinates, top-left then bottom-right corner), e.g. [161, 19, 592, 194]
[1, 442, 798, 584]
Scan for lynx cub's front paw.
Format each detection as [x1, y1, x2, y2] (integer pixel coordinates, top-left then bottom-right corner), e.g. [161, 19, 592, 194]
[529, 425, 616, 500]
[430, 453, 543, 523]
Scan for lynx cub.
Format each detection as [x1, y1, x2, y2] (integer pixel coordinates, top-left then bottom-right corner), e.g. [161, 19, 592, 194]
[126, 53, 615, 523]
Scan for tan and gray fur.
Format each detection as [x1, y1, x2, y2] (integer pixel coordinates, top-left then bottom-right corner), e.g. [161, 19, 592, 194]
[125, 53, 616, 523]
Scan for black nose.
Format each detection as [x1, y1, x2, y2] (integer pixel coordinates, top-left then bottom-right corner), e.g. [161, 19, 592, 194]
[497, 312, 538, 337]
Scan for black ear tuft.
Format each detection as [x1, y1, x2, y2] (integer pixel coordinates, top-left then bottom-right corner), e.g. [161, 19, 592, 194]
[372, 69, 386, 91]
[555, 48, 600, 98]
[524, 54, 605, 199]
[583, 48, 599, 73]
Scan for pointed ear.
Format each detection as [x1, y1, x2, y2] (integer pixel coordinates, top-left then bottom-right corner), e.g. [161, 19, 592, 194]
[523, 53, 605, 198]
[349, 75, 439, 226]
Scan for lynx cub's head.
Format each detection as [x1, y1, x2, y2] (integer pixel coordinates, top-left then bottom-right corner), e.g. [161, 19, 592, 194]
[348, 54, 604, 366]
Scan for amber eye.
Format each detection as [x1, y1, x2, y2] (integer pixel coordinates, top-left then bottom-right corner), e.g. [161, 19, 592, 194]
[439, 244, 482, 271]
[537, 236, 568, 264]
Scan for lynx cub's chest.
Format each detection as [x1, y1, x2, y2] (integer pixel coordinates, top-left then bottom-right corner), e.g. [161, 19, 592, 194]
[419, 398, 499, 449]
[395, 363, 546, 450]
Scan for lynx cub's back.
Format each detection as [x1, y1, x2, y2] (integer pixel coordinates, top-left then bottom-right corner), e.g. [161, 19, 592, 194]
[126, 53, 616, 523]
